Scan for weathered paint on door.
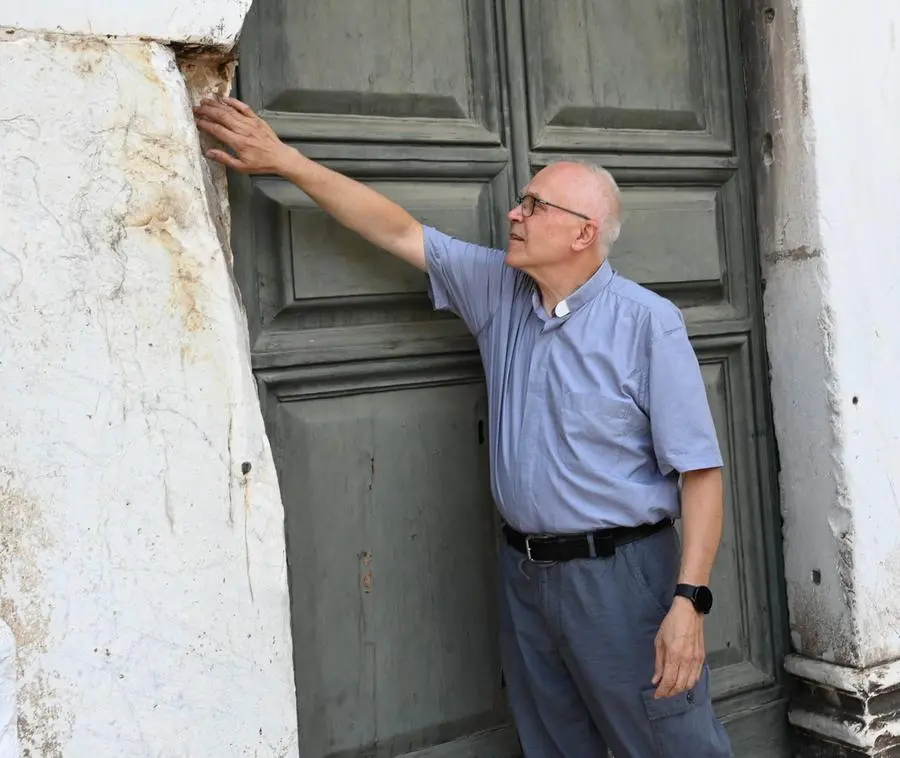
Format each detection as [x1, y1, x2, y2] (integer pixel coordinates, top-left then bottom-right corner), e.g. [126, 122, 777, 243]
[231, 2, 791, 756]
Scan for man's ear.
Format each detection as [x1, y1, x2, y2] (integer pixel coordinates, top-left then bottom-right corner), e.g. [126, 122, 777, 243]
[572, 220, 599, 252]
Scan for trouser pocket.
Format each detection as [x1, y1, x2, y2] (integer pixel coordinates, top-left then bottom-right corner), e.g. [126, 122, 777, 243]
[640, 666, 733, 758]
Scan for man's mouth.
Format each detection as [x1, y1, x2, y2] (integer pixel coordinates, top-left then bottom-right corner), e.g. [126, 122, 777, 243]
[509, 232, 524, 242]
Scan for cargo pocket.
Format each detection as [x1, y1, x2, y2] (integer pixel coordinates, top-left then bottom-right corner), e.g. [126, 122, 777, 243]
[640, 667, 733, 758]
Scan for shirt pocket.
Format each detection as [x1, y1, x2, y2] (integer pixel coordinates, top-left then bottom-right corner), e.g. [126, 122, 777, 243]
[558, 393, 646, 468]
[561, 392, 644, 438]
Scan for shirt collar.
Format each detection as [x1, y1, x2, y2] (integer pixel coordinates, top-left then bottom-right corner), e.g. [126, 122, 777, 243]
[530, 259, 616, 323]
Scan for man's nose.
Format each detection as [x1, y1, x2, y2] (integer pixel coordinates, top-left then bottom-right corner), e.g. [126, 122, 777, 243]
[508, 204, 524, 222]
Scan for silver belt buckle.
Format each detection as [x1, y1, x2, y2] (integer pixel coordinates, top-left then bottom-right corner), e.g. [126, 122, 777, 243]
[524, 533, 553, 563]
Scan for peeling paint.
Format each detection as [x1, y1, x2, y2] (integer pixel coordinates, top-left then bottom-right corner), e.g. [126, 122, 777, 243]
[0, 469, 69, 756]
[360, 552, 374, 594]
[789, 586, 856, 664]
[764, 245, 823, 264]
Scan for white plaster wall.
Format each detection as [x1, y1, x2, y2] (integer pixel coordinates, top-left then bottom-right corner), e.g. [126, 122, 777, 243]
[0, 623, 16, 758]
[799, 0, 900, 666]
[749, 0, 900, 669]
[744, 0, 858, 664]
[0, 0, 251, 45]
[0, 31, 298, 756]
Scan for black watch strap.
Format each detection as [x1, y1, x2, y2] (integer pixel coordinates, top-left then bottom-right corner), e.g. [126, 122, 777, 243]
[674, 583, 713, 614]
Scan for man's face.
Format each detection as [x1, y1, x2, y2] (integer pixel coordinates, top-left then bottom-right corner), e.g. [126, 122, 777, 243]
[505, 166, 593, 272]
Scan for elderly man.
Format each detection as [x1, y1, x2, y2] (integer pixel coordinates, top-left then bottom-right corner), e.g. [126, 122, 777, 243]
[196, 97, 733, 758]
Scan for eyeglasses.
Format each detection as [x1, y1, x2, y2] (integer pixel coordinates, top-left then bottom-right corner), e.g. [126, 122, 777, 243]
[515, 193, 591, 221]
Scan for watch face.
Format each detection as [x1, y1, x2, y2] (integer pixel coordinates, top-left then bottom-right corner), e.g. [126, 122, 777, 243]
[695, 586, 713, 614]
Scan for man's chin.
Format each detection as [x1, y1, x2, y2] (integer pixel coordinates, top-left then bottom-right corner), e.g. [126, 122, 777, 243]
[504, 249, 525, 270]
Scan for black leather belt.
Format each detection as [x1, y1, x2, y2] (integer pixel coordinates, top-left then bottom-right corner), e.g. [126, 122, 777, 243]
[503, 518, 673, 562]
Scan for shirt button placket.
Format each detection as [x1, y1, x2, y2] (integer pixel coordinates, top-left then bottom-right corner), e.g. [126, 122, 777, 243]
[519, 327, 554, 524]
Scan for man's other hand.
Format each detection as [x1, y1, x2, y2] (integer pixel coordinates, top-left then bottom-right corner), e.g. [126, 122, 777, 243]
[651, 596, 705, 699]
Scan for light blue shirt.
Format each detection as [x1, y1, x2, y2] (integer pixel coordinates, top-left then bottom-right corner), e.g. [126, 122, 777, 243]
[424, 227, 723, 534]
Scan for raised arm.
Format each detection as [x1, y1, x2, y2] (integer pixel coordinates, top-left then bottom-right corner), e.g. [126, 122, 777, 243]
[194, 97, 425, 271]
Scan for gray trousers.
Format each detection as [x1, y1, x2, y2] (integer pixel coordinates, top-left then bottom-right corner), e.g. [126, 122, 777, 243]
[498, 523, 733, 758]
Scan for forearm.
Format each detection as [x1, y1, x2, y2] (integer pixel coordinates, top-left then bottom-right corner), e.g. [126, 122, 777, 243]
[677, 467, 724, 585]
[195, 97, 426, 268]
[278, 148, 425, 270]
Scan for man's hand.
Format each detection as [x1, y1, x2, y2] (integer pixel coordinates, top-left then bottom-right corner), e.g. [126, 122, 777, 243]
[195, 96, 426, 269]
[651, 597, 705, 698]
[194, 97, 295, 175]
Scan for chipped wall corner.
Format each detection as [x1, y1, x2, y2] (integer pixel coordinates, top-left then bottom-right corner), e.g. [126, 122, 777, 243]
[172, 43, 240, 259]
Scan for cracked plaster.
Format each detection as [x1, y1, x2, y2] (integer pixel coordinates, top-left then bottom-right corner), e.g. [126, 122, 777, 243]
[0, 31, 298, 757]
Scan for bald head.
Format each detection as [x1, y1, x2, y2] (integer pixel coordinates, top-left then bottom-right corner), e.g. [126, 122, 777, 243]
[506, 160, 624, 279]
[533, 161, 622, 250]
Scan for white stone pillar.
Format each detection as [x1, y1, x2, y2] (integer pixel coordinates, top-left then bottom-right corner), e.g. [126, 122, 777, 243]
[741, 1, 900, 754]
[0, 4, 299, 756]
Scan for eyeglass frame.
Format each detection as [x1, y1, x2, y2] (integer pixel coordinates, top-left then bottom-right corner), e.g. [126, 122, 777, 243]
[515, 192, 591, 221]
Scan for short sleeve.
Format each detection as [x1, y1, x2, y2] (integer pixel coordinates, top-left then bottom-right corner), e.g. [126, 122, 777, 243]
[424, 226, 508, 336]
[647, 325, 724, 476]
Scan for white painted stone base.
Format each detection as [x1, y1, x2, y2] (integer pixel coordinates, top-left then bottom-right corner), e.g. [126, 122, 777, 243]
[787, 656, 900, 697]
[0, 32, 298, 756]
[787, 654, 900, 754]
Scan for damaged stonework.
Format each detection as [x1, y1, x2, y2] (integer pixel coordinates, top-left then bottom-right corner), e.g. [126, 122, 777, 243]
[172, 43, 238, 258]
[0, 31, 298, 756]
[788, 656, 900, 756]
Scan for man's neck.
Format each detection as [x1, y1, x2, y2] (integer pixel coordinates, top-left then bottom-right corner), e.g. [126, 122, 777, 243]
[529, 255, 606, 316]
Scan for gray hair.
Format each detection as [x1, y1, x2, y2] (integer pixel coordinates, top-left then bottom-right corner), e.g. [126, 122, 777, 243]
[577, 161, 623, 249]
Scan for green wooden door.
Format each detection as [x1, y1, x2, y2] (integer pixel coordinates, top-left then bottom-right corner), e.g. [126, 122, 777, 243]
[231, 2, 790, 756]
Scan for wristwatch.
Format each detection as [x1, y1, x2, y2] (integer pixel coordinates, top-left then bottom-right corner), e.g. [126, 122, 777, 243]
[674, 584, 714, 614]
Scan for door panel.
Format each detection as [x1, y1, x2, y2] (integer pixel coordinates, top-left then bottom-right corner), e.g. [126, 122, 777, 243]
[239, 0, 502, 144]
[287, 182, 484, 300]
[237, 4, 512, 749]
[234, 1, 789, 756]
[269, 374, 507, 758]
[696, 338, 780, 701]
[607, 170, 749, 322]
[615, 186, 724, 288]
[240, 166, 510, 368]
[523, 0, 732, 152]
[264, 178, 498, 303]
